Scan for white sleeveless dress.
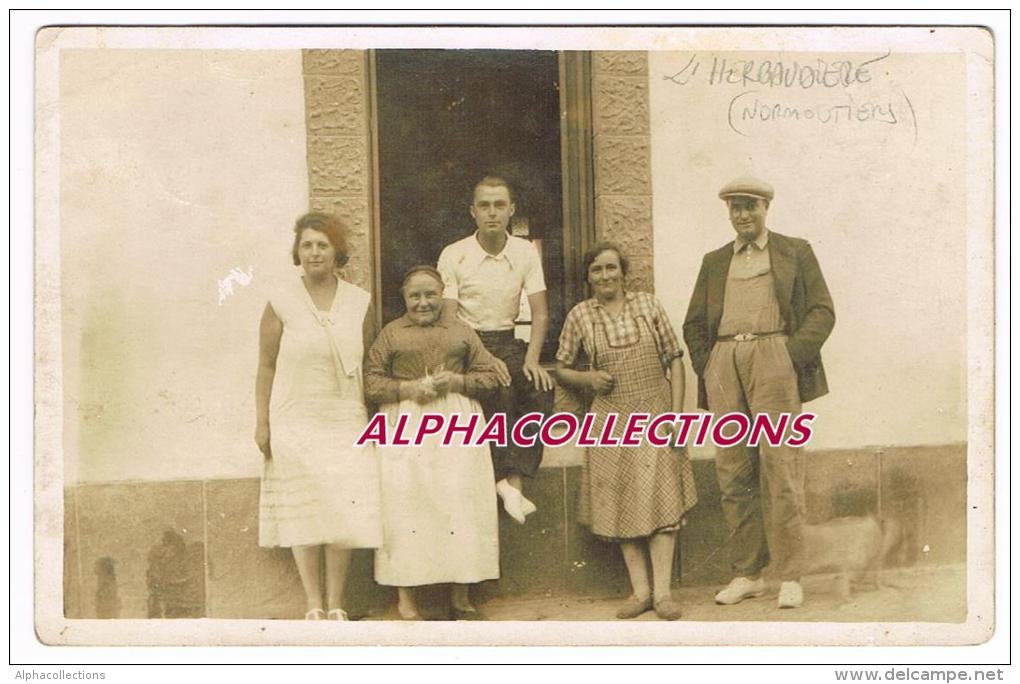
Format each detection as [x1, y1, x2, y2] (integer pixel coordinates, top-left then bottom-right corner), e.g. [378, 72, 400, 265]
[258, 276, 383, 549]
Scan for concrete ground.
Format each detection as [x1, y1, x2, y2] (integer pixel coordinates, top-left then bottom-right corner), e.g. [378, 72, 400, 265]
[364, 564, 966, 623]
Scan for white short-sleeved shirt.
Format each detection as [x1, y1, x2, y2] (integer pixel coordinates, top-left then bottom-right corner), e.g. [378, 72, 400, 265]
[437, 232, 546, 332]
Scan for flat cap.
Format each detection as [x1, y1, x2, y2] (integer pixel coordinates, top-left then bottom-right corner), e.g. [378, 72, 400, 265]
[719, 176, 774, 201]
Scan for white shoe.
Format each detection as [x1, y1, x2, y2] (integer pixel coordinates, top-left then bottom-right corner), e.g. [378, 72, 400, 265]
[520, 495, 537, 517]
[714, 576, 766, 605]
[777, 581, 804, 609]
[496, 479, 527, 524]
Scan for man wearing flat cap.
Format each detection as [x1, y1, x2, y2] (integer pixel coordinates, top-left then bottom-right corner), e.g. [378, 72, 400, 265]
[683, 176, 835, 609]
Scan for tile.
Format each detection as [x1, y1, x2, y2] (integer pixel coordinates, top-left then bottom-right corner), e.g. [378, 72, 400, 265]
[879, 444, 966, 567]
[564, 466, 630, 598]
[63, 487, 82, 618]
[478, 467, 568, 601]
[344, 548, 392, 618]
[76, 481, 205, 618]
[676, 459, 729, 588]
[205, 478, 392, 619]
[204, 478, 305, 619]
[804, 449, 880, 523]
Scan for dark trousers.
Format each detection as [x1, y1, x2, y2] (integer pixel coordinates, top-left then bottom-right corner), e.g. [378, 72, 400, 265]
[476, 330, 549, 481]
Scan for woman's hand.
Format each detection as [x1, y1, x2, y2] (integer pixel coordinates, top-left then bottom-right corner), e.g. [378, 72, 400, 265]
[429, 370, 463, 396]
[255, 422, 272, 460]
[588, 370, 615, 394]
[402, 379, 438, 404]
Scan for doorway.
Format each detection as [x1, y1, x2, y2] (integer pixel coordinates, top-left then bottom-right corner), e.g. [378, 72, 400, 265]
[373, 49, 570, 357]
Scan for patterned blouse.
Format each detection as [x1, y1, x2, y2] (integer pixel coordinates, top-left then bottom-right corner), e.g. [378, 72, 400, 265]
[556, 291, 684, 372]
[364, 313, 501, 405]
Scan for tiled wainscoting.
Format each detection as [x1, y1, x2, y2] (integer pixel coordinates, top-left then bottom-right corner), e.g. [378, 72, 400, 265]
[62, 443, 966, 619]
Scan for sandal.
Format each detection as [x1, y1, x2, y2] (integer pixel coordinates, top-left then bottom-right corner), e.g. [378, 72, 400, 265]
[326, 608, 349, 621]
[304, 608, 326, 620]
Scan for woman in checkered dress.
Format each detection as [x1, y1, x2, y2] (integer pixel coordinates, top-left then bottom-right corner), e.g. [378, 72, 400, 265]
[555, 242, 698, 621]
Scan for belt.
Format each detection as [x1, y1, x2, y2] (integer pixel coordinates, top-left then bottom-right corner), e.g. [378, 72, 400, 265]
[475, 329, 517, 342]
[717, 331, 786, 342]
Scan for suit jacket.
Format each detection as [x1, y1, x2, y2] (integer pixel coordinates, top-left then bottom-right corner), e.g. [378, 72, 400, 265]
[683, 231, 835, 410]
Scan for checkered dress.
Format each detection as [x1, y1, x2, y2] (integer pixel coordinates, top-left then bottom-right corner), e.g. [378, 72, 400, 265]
[577, 315, 698, 540]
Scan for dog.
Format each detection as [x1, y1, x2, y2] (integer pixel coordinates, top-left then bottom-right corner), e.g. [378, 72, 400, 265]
[802, 516, 902, 600]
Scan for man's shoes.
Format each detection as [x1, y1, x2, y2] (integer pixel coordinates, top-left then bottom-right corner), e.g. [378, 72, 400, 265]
[777, 581, 804, 609]
[496, 479, 535, 524]
[653, 596, 684, 621]
[615, 595, 653, 619]
[714, 576, 766, 605]
[326, 608, 349, 621]
[304, 608, 326, 620]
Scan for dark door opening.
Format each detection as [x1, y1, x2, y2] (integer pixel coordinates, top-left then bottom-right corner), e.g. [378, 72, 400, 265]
[374, 49, 565, 358]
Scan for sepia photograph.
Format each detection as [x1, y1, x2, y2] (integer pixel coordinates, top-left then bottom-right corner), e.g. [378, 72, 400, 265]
[29, 20, 996, 650]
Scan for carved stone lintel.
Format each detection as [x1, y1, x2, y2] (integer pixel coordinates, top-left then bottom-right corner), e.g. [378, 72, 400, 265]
[595, 196, 653, 255]
[307, 137, 368, 197]
[594, 137, 652, 196]
[304, 76, 366, 137]
[309, 196, 370, 247]
[624, 255, 655, 295]
[302, 50, 364, 77]
[593, 52, 648, 77]
[338, 254, 372, 291]
[593, 76, 650, 136]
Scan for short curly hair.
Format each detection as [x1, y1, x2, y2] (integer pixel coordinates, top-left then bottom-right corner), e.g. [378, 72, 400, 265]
[291, 213, 350, 267]
[581, 241, 629, 279]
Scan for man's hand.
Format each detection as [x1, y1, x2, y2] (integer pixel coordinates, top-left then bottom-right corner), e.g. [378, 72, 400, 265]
[493, 357, 512, 387]
[255, 423, 272, 460]
[522, 358, 555, 392]
[588, 370, 615, 395]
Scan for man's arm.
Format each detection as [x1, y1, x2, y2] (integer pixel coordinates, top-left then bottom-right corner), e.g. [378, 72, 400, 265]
[444, 296, 511, 387]
[682, 256, 713, 377]
[441, 298, 460, 322]
[786, 243, 835, 367]
[523, 291, 555, 392]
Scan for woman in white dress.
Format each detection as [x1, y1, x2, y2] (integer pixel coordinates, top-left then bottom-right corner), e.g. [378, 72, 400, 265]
[364, 266, 500, 620]
[255, 213, 382, 620]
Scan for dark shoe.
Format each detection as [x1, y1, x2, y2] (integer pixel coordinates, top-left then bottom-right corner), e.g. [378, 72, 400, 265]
[615, 596, 653, 619]
[451, 606, 485, 621]
[654, 597, 683, 621]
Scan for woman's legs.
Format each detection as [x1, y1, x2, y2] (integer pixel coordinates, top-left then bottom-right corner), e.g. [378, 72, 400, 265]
[324, 545, 352, 612]
[451, 584, 475, 612]
[396, 587, 420, 619]
[620, 540, 651, 600]
[291, 545, 324, 612]
[648, 530, 678, 601]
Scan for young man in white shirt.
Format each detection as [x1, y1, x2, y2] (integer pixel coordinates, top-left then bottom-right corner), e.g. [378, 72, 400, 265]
[437, 176, 554, 524]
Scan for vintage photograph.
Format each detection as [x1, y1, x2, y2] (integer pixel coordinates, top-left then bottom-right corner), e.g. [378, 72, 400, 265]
[33, 24, 995, 647]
